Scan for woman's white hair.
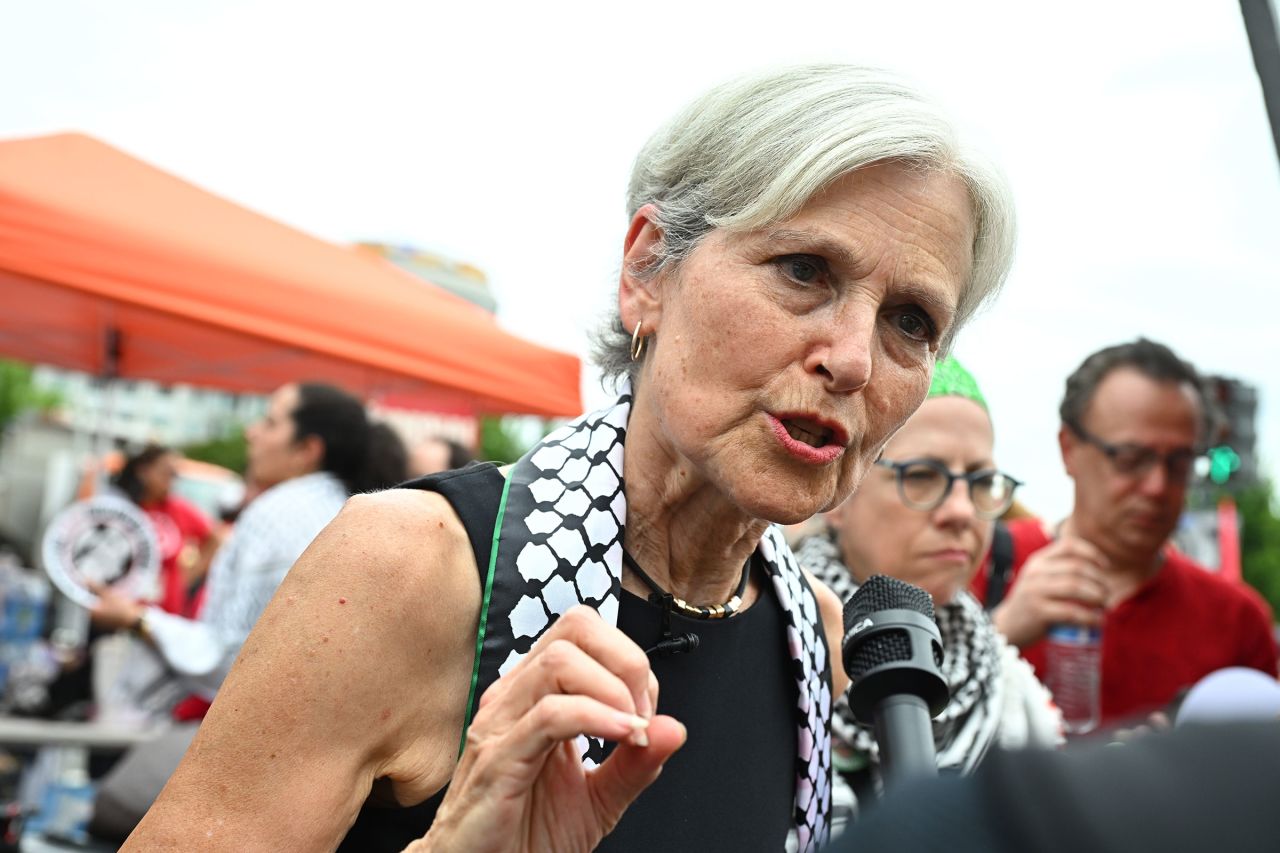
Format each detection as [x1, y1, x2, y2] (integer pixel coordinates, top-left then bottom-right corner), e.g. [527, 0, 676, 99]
[593, 63, 1016, 383]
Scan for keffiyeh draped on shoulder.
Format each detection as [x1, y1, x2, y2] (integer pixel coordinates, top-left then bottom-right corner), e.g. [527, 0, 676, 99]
[460, 383, 835, 851]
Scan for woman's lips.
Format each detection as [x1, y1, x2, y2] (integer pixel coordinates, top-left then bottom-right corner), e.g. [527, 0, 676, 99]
[766, 413, 846, 464]
[926, 548, 973, 565]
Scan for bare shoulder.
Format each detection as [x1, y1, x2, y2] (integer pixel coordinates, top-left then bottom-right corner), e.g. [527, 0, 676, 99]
[129, 487, 483, 850]
[303, 487, 477, 598]
[802, 567, 845, 632]
[256, 487, 481, 658]
[802, 568, 849, 694]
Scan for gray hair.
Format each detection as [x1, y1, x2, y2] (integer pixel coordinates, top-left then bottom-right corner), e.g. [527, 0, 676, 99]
[592, 63, 1017, 384]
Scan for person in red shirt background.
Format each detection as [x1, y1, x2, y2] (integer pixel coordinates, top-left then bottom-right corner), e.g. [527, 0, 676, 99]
[971, 338, 1278, 729]
[114, 444, 221, 619]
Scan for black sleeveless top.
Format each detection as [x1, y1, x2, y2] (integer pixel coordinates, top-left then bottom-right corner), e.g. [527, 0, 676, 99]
[339, 463, 796, 852]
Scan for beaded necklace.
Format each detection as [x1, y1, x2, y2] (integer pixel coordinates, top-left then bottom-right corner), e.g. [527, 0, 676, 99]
[621, 547, 752, 620]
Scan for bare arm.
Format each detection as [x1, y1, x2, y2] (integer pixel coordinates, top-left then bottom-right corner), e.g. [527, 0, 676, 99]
[125, 489, 481, 851]
[806, 571, 850, 697]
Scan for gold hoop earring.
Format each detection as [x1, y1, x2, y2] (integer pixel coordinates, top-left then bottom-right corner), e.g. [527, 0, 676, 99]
[630, 320, 646, 362]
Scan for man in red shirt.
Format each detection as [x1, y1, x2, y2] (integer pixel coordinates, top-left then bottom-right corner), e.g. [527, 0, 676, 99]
[972, 339, 1277, 729]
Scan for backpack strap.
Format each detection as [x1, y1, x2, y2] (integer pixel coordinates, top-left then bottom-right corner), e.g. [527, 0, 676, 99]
[984, 521, 1014, 610]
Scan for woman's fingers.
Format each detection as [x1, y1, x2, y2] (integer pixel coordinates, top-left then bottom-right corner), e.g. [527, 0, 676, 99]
[509, 606, 655, 721]
[587, 715, 686, 831]
[485, 638, 645, 733]
[484, 694, 652, 778]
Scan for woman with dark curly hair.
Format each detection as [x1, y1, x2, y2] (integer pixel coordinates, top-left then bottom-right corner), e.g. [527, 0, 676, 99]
[113, 444, 219, 619]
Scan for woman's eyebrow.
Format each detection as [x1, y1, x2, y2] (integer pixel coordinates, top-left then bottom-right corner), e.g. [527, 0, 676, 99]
[897, 282, 957, 326]
[765, 227, 959, 322]
[764, 228, 861, 268]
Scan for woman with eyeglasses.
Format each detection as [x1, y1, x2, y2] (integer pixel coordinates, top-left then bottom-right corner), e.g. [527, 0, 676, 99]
[794, 358, 1061, 819]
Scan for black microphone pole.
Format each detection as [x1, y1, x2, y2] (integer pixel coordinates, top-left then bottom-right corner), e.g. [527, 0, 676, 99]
[842, 575, 950, 789]
[871, 694, 937, 784]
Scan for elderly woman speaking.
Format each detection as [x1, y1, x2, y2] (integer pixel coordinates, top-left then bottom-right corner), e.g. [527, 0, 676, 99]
[126, 64, 1014, 853]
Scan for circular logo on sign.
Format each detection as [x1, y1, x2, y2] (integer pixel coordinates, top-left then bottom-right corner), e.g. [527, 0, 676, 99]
[41, 494, 160, 608]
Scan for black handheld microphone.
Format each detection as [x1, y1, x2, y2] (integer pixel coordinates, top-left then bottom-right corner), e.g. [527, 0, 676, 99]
[842, 575, 949, 789]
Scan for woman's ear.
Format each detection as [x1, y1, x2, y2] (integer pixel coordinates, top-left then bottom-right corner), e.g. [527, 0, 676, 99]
[618, 204, 665, 334]
[294, 433, 326, 474]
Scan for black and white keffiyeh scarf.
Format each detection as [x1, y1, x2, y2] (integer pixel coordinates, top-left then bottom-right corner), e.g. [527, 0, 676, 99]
[459, 384, 833, 851]
[794, 529, 1060, 778]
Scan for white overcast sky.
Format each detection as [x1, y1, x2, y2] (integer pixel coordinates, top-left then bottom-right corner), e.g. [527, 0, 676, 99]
[3, 0, 1278, 520]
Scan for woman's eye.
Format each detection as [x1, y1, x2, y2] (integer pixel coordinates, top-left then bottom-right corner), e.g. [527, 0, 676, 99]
[890, 307, 937, 343]
[775, 254, 827, 285]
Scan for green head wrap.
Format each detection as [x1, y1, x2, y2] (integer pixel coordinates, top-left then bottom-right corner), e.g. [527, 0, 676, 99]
[927, 356, 987, 410]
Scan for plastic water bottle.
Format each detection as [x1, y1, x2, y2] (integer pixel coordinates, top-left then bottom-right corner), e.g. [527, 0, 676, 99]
[0, 563, 52, 712]
[1044, 624, 1101, 735]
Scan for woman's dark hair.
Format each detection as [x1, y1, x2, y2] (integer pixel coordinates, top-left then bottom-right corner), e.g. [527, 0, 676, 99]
[291, 383, 408, 494]
[442, 438, 474, 471]
[364, 422, 410, 492]
[114, 444, 173, 505]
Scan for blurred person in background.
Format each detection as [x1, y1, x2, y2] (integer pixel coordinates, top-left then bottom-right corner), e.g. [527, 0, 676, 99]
[92, 381, 408, 705]
[126, 64, 1017, 852]
[408, 435, 474, 478]
[87, 382, 406, 842]
[113, 444, 220, 619]
[970, 339, 1278, 728]
[794, 357, 1060, 829]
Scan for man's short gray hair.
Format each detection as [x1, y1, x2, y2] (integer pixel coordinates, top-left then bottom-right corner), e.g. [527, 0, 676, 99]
[592, 63, 1017, 384]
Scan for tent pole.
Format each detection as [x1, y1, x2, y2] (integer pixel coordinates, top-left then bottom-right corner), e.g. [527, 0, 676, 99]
[92, 326, 122, 492]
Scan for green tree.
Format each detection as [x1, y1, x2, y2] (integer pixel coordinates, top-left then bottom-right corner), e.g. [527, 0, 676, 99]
[183, 431, 248, 475]
[478, 416, 546, 464]
[0, 359, 61, 434]
[1235, 480, 1280, 616]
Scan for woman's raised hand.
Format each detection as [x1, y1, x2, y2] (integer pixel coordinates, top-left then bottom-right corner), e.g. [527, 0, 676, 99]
[411, 606, 685, 853]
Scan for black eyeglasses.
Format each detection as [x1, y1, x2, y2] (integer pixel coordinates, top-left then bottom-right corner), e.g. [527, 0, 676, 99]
[1065, 421, 1202, 481]
[875, 458, 1023, 519]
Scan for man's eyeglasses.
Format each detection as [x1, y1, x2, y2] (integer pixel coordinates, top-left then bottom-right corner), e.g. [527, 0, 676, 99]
[1065, 421, 1202, 480]
[875, 458, 1023, 519]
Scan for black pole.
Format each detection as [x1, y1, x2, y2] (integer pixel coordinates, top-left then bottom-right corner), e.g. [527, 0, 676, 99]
[872, 694, 939, 790]
[104, 325, 121, 380]
[1241, 0, 1280, 164]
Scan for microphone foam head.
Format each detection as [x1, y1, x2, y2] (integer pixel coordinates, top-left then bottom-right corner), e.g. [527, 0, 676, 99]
[845, 574, 936, 623]
[842, 575, 944, 687]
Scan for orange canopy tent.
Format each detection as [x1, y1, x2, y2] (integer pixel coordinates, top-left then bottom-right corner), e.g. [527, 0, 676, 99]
[0, 133, 582, 418]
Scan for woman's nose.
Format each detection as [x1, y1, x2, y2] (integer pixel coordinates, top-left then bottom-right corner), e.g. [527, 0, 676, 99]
[808, 309, 873, 393]
[933, 478, 978, 526]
